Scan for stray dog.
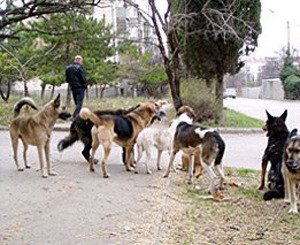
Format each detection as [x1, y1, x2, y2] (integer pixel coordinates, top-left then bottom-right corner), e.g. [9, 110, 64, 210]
[258, 110, 289, 201]
[135, 101, 171, 174]
[57, 105, 139, 164]
[282, 130, 300, 213]
[79, 102, 161, 177]
[10, 94, 70, 177]
[163, 106, 226, 192]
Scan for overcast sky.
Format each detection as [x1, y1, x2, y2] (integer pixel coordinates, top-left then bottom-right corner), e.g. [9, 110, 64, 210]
[251, 0, 300, 58]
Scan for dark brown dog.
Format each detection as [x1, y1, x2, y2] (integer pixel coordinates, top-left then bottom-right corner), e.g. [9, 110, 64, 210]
[79, 102, 161, 177]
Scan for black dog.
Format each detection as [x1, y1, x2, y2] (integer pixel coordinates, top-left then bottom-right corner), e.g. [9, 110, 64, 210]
[57, 106, 139, 164]
[258, 110, 290, 201]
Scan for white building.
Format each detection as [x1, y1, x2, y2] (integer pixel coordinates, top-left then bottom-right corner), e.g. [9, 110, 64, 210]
[94, 0, 159, 63]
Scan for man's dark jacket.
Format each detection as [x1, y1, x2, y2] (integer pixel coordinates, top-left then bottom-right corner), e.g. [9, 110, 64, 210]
[66, 62, 87, 89]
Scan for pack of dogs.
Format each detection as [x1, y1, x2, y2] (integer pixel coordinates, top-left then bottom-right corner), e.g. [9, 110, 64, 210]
[9, 96, 300, 214]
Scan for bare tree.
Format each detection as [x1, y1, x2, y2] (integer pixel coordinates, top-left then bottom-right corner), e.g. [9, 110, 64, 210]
[0, 0, 102, 39]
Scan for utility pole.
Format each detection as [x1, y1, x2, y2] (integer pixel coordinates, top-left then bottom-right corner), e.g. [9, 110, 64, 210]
[287, 21, 291, 55]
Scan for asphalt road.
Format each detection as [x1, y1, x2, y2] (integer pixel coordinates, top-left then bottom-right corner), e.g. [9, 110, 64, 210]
[224, 97, 300, 130]
[0, 128, 266, 244]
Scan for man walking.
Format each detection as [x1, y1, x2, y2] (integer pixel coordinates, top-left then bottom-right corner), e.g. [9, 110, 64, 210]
[66, 55, 87, 118]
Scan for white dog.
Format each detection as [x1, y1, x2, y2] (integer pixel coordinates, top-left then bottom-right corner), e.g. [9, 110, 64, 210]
[135, 104, 196, 174]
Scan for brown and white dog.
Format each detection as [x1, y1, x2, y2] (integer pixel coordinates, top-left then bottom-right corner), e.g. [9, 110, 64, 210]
[10, 95, 70, 177]
[79, 102, 161, 178]
[163, 106, 226, 192]
[282, 131, 300, 213]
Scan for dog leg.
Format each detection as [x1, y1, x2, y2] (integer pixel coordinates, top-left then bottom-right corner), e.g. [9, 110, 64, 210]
[135, 144, 143, 174]
[187, 154, 194, 185]
[125, 146, 134, 172]
[101, 141, 111, 178]
[163, 149, 178, 178]
[37, 145, 47, 178]
[157, 149, 162, 171]
[289, 181, 298, 213]
[200, 158, 217, 193]
[216, 164, 226, 190]
[45, 140, 56, 176]
[21, 139, 30, 169]
[11, 133, 22, 171]
[145, 147, 152, 174]
[89, 139, 100, 172]
[258, 154, 268, 190]
[283, 167, 290, 203]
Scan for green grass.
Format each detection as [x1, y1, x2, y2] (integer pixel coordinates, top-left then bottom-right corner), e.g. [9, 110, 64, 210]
[0, 94, 264, 128]
[223, 108, 264, 128]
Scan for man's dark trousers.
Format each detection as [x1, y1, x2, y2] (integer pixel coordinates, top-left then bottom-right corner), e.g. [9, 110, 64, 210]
[72, 87, 85, 118]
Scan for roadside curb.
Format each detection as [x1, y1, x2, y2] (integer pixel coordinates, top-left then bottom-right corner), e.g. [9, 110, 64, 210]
[0, 124, 263, 134]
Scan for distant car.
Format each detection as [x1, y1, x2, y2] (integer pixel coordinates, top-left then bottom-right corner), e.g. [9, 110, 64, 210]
[223, 88, 237, 99]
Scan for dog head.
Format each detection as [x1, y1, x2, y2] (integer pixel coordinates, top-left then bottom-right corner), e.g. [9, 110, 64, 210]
[263, 110, 289, 137]
[44, 94, 69, 118]
[284, 132, 300, 174]
[134, 102, 162, 127]
[177, 105, 197, 120]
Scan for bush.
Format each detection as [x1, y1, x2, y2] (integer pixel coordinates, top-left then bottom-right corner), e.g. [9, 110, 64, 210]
[181, 78, 217, 123]
[283, 74, 300, 100]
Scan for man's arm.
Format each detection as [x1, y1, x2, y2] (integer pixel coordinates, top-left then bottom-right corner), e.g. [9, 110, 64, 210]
[78, 66, 87, 88]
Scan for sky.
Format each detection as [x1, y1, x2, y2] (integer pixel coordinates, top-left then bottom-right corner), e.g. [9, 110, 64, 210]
[251, 0, 300, 58]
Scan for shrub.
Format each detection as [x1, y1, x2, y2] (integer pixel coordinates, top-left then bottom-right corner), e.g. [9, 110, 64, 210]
[283, 74, 300, 100]
[181, 78, 217, 123]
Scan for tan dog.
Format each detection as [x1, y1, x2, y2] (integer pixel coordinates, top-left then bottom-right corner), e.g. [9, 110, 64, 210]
[282, 133, 300, 213]
[10, 94, 67, 177]
[79, 102, 161, 178]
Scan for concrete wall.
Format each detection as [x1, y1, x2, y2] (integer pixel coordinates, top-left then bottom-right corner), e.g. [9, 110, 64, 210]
[261, 78, 284, 100]
[241, 78, 285, 100]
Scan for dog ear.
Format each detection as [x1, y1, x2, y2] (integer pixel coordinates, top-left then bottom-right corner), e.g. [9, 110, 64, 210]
[54, 94, 61, 107]
[280, 110, 287, 122]
[265, 110, 273, 121]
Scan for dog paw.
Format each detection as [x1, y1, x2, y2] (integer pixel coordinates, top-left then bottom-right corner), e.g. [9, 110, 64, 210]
[288, 208, 298, 214]
[257, 185, 264, 190]
[134, 170, 139, 174]
[284, 199, 290, 204]
[147, 170, 152, 175]
[163, 172, 169, 178]
[103, 173, 110, 178]
[18, 167, 24, 171]
[126, 167, 135, 172]
[25, 165, 31, 169]
[42, 173, 48, 178]
[48, 171, 57, 176]
[187, 179, 194, 185]
[157, 167, 162, 171]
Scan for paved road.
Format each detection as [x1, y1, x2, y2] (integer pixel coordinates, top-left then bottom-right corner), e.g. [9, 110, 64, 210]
[0, 129, 266, 244]
[224, 97, 300, 130]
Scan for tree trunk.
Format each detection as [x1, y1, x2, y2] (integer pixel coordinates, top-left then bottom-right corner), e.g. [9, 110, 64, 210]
[0, 81, 11, 102]
[95, 85, 99, 97]
[50, 85, 55, 99]
[23, 77, 29, 96]
[66, 85, 72, 108]
[100, 85, 105, 98]
[86, 86, 89, 99]
[41, 84, 46, 99]
[214, 75, 224, 125]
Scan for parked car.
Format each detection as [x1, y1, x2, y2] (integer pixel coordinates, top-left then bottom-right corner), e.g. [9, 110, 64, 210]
[223, 88, 237, 99]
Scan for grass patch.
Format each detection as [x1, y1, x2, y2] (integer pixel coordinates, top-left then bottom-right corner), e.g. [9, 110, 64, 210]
[165, 167, 300, 244]
[223, 108, 264, 128]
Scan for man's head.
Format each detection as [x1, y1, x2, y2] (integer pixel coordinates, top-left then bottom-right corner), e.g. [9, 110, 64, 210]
[74, 55, 83, 65]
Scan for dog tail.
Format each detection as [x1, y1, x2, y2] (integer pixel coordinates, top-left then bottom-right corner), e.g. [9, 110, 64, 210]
[213, 132, 226, 166]
[79, 107, 103, 125]
[13, 97, 38, 117]
[57, 122, 79, 152]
